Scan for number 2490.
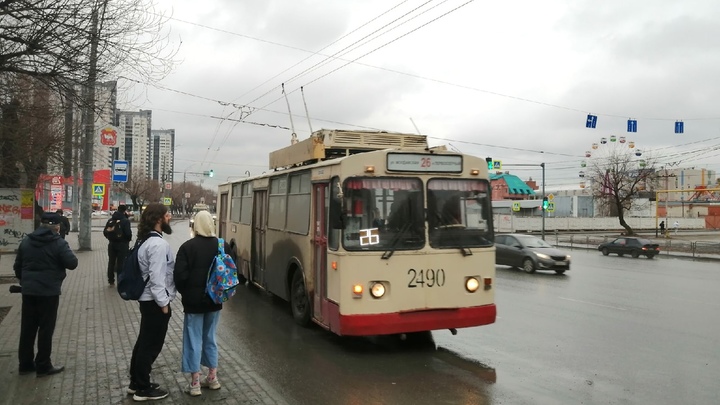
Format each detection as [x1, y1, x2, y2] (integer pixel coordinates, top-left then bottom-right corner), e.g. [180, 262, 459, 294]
[407, 268, 445, 288]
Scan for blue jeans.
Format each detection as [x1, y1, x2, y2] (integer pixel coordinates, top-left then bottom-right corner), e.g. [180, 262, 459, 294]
[181, 311, 220, 373]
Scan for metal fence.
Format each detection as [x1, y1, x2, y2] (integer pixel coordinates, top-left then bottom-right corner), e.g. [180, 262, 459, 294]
[551, 233, 720, 260]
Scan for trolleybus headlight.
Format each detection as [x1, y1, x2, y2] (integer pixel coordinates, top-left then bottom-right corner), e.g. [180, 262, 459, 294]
[465, 277, 480, 292]
[370, 282, 386, 298]
[352, 284, 363, 298]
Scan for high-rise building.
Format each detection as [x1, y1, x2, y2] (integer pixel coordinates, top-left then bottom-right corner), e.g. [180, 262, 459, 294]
[151, 129, 175, 182]
[117, 110, 152, 179]
[92, 80, 117, 171]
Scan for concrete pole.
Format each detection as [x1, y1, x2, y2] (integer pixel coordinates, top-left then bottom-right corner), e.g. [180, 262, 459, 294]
[541, 162, 546, 240]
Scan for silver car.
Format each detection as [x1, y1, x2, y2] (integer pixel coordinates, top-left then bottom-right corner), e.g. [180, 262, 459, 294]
[495, 233, 571, 274]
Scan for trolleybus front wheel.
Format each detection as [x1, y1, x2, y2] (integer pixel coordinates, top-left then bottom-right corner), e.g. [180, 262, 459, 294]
[290, 270, 311, 326]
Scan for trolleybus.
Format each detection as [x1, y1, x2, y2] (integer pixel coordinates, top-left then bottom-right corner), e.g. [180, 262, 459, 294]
[217, 129, 496, 336]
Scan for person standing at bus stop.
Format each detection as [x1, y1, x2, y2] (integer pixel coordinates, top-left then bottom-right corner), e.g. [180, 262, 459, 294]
[14, 212, 78, 377]
[174, 210, 227, 396]
[104, 204, 132, 285]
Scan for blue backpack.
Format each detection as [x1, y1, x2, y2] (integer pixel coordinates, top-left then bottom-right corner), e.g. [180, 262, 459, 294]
[206, 238, 240, 304]
[117, 234, 160, 301]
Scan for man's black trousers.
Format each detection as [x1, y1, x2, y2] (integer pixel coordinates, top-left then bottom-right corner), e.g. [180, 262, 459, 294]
[107, 241, 129, 283]
[18, 295, 60, 372]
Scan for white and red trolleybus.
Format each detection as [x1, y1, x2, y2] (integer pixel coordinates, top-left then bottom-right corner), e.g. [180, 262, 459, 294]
[216, 129, 496, 336]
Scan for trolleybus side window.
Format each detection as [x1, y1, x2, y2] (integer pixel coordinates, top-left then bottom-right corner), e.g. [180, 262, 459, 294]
[287, 172, 311, 234]
[230, 183, 242, 222]
[268, 176, 288, 230]
[240, 182, 252, 224]
[328, 177, 342, 250]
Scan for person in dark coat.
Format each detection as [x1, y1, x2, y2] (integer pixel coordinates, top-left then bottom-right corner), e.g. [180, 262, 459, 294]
[174, 211, 230, 396]
[55, 209, 70, 239]
[14, 212, 78, 377]
[106, 204, 132, 285]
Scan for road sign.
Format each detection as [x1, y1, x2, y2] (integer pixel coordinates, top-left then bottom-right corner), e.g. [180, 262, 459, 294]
[163, 197, 172, 206]
[165, 182, 172, 190]
[512, 202, 521, 212]
[493, 160, 502, 170]
[112, 160, 128, 182]
[547, 193, 555, 201]
[92, 184, 105, 196]
[184, 193, 190, 198]
[547, 202, 555, 212]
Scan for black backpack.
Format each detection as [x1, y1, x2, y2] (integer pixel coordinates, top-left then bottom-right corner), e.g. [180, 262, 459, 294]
[103, 218, 125, 242]
[117, 234, 160, 300]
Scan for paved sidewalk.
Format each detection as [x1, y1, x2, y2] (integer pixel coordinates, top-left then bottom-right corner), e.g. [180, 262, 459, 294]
[0, 230, 287, 405]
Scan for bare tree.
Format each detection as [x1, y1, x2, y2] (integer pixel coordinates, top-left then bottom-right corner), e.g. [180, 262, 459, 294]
[0, 0, 177, 97]
[587, 143, 656, 235]
[116, 167, 160, 212]
[0, 76, 64, 188]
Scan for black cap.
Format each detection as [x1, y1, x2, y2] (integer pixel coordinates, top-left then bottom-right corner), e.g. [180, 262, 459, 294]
[41, 212, 62, 225]
[118, 204, 127, 212]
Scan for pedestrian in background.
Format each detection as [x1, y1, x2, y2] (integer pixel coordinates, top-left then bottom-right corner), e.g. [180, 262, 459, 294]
[104, 204, 132, 285]
[127, 203, 176, 402]
[14, 212, 78, 377]
[55, 209, 70, 239]
[659, 220, 665, 236]
[673, 220, 680, 235]
[174, 210, 227, 396]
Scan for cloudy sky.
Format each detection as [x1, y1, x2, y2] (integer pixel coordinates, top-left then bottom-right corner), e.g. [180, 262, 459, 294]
[119, 0, 720, 190]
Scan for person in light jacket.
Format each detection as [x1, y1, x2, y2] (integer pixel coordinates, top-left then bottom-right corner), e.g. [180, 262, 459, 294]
[174, 210, 230, 396]
[126, 203, 176, 402]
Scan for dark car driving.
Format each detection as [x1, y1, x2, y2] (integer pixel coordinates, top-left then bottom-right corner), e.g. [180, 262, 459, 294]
[495, 233, 571, 274]
[598, 237, 660, 259]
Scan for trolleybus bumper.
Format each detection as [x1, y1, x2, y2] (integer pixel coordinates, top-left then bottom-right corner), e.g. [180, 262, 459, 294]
[335, 304, 497, 336]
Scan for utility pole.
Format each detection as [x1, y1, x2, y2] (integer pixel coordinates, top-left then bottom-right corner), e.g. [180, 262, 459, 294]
[541, 162, 546, 240]
[78, 3, 100, 251]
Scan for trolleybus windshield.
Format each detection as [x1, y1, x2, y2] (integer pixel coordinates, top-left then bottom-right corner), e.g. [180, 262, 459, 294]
[338, 177, 493, 251]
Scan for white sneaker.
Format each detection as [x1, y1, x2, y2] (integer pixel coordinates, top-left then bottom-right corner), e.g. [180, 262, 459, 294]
[200, 376, 221, 390]
[185, 383, 201, 396]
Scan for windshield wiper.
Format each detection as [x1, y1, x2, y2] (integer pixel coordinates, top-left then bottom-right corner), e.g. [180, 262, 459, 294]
[382, 222, 414, 260]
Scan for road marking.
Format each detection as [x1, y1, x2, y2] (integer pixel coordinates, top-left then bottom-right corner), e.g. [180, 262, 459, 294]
[558, 297, 628, 311]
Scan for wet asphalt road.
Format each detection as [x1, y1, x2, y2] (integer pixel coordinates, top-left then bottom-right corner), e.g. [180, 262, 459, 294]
[160, 226, 719, 405]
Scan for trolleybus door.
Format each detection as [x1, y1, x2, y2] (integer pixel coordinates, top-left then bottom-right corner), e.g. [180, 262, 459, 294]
[218, 192, 228, 238]
[252, 190, 267, 287]
[312, 184, 329, 322]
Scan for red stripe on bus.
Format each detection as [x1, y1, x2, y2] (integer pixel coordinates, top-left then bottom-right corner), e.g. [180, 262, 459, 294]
[328, 304, 497, 336]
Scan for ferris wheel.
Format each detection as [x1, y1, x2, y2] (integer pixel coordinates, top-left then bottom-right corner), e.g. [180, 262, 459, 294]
[578, 135, 646, 189]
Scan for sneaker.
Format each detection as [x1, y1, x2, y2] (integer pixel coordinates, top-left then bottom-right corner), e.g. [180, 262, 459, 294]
[132, 386, 168, 401]
[127, 382, 160, 395]
[185, 383, 201, 396]
[200, 376, 221, 390]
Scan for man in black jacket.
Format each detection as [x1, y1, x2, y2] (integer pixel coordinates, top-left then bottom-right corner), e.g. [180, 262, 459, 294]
[55, 209, 70, 239]
[105, 204, 132, 285]
[14, 212, 78, 377]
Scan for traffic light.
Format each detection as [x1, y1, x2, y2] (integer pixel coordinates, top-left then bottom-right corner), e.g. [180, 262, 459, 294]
[209, 169, 214, 177]
[542, 196, 549, 210]
[485, 157, 493, 170]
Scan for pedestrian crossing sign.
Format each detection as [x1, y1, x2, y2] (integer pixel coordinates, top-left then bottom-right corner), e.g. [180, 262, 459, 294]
[92, 184, 105, 196]
[163, 197, 172, 206]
